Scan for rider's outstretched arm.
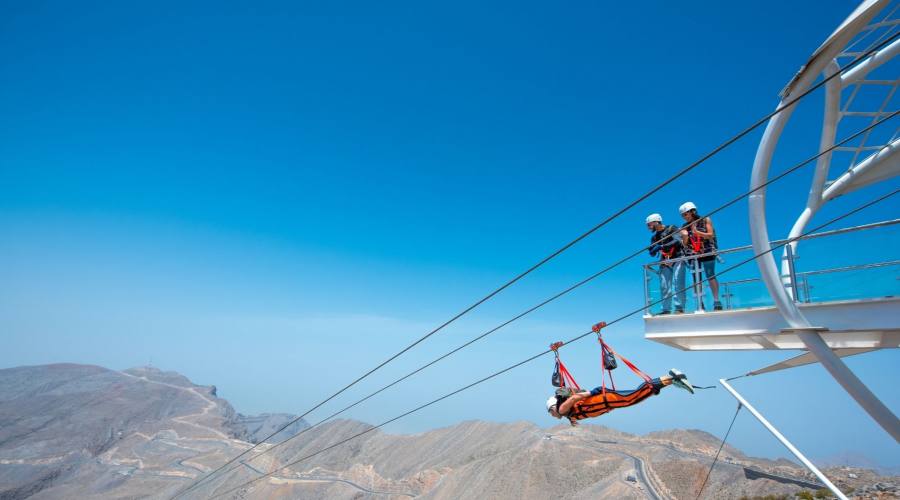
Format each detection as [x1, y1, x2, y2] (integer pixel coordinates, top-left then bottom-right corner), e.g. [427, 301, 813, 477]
[558, 391, 591, 415]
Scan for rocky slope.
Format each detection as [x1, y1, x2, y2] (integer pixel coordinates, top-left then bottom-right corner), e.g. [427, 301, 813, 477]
[231, 413, 309, 444]
[0, 364, 305, 500]
[194, 420, 897, 500]
[0, 364, 895, 500]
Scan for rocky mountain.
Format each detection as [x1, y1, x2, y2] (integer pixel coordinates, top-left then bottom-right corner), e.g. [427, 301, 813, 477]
[0, 364, 306, 500]
[231, 413, 309, 444]
[0, 364, 895, 500]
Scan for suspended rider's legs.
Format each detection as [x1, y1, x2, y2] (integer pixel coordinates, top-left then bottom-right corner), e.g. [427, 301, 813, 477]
[586, 370, 694, 397]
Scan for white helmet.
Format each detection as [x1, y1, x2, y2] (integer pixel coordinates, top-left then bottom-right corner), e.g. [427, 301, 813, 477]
[546, 396, 557, 412]
[645, 213, 662, 224]
[679, 201, 697, 214]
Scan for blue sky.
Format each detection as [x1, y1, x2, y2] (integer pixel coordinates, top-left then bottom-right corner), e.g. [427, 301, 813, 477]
[1, 1, 898, 468]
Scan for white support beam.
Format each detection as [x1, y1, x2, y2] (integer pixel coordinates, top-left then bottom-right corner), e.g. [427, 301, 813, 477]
[781, 60, 843, 283]
[719, 379, 848, 500]
[841, 37, 900, 86]
[822, 137, 900, 200]
[748, 348, 876, 376]
[748, 7, 900, 438]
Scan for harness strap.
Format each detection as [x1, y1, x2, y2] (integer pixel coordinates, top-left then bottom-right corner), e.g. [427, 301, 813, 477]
[550, 342, 581, 391]
[599, 337, 652, 383]
[690, 233, 704, 253]
[551, 324, 660, 404]
[592, 321, 652, 384]
[558, 360, 580, 390]
[600, 354, 607, 400]
[659, 227, 677, 259]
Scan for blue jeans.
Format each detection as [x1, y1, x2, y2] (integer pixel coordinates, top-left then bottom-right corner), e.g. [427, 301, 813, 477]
[659, 261, 686, 312]
[589, 378, 664, 396]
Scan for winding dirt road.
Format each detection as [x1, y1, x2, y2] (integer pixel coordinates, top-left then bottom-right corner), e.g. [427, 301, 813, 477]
[117, 371, 233, 441]
[238, 460, 416, 498]
[96, 371, 253, 480]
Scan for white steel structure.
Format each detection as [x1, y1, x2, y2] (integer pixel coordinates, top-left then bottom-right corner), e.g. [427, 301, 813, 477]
[645, 0, 900, 441]
[719, 379, 849, 500]
[749, 0, 899, 441]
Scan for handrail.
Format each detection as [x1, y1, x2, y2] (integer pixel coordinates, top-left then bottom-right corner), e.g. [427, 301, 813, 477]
[716, 259, 900, 287]
[643, 218, 900, 268]
[797, 259, 900, 277]
[643, 221, 899, 312]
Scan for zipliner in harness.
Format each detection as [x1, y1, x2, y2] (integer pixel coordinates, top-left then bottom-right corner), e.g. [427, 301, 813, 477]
[550, 322, 657, 422]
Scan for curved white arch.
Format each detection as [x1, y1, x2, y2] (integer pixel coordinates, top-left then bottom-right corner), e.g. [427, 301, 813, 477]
[748, 0, 900, 441]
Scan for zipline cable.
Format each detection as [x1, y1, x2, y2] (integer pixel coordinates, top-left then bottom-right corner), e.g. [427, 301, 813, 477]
[212, 189, 897, 499]
[696, 403, 742, 500]
[174, 33, 899, 498]
[208, 187, 899, 499]
[182, 111, 900, 496]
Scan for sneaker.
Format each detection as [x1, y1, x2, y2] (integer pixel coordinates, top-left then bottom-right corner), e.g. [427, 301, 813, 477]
[713, 301, 723, 311]
[674, 309, 684, 314]
[668, 369, 694, 394]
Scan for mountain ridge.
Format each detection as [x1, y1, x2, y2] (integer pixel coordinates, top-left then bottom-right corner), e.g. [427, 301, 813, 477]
[0, 363, 895, 499]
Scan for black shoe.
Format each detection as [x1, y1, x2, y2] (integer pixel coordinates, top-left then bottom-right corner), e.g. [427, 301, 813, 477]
[713, 301, 723, 311]
[659, 310, 671, 315]
[674, 309, 684, 314]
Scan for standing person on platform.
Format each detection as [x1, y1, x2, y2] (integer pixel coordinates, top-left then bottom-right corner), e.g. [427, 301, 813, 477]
[646, 213, 685, 315]
[679, 201, 722, 311]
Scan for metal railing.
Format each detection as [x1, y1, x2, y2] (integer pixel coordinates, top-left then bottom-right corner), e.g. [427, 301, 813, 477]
[718, 259, 900, 309]
[642, 219, 900, 314]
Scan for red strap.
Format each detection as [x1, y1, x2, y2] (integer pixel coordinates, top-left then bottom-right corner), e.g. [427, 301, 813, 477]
[557, 359, 581, 390]
[600, 357, 607, 399]
[600, 338, 652, 383]
[593, 322, 610, 399]
[691, 233, 703, 253]
[551, 341, 581, 390]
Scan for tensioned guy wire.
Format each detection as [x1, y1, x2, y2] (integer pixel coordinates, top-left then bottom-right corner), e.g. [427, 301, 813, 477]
[209, 188, 899, 499]
[175, 110, 900, 498]
[696, 404, 743, 500]
[172, 31, 900, 494]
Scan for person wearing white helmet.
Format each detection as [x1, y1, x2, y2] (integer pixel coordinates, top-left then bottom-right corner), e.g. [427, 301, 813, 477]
[679, 201, 722, 311]
[546, 369, 694, 425]
[646, 213, 686, 314]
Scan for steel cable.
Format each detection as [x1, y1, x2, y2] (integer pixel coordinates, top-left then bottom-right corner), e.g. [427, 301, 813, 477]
[173, 109, 900, 499]
[208, 187, 898, 499]
[173, 31, 900, 499]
